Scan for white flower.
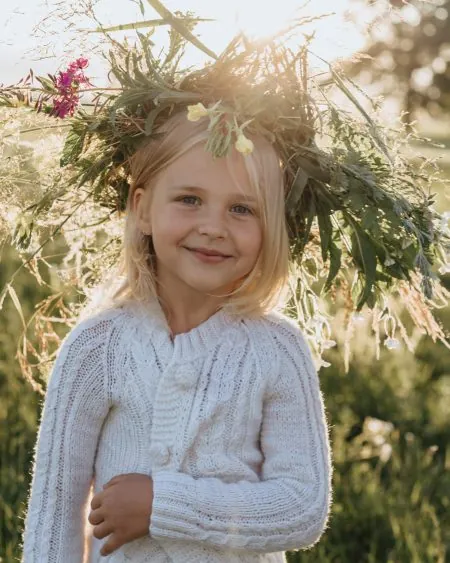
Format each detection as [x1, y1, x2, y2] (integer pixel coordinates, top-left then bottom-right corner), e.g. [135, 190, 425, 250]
[384, 337, 401, 349]
[235, 133, 254, 155]
[351, 312, 365, 323]
[373, 434, 386, 446]
[322, 339, 337, 350]
[365, 417, 394, 436]
[186, 103, 208, 122]
[366, 417, 385, 434]
[379, 443, 392, 463]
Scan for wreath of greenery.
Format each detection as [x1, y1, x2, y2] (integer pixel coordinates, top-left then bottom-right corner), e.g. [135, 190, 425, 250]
[1, 4, 449, 380]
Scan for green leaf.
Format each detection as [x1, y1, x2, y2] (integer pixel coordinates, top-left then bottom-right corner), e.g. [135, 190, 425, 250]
[349, 221, 378, 310]
[60, 125, 86, 167]
[286, 167, 309, 214]
[88, 16, 214, 34]
[36, 76, 56, 93]
[317, 208, 333, 262]
[360, 207, 378, 231]
[300, 196, 316, 253]
[323, 241, 342, 292]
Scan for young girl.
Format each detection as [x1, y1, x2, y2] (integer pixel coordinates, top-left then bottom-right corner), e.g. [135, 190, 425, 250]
[21, 110, 332, 562]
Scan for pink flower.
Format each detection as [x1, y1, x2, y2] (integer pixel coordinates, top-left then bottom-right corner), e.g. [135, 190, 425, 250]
[69, 57, 89, 71]
[51, 57, 90, 119]
[57, 71, 74, 92]
[52, 96, 79, 119]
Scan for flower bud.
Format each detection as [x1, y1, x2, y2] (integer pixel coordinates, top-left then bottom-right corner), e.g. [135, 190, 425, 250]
[235, 133, 254, 155]
[186, 103, 208, 122]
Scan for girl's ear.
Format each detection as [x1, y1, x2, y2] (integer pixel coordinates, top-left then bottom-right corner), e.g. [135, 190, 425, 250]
[134, 187, 152, 235]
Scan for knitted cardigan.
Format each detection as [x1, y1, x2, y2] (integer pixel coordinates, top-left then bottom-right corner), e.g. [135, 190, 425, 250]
[21, 298, 333, 563]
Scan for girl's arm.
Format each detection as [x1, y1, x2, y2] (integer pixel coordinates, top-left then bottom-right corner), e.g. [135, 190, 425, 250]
[21, 315, 114, 563]
[149, 319, 333, 553]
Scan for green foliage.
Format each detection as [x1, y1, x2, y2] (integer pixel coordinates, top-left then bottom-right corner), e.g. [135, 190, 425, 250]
[0, 246, 55, 562]
[285, 300, 450, 562]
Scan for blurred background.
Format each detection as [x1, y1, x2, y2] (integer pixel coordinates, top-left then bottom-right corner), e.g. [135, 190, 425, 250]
[1, 1, 449, 561]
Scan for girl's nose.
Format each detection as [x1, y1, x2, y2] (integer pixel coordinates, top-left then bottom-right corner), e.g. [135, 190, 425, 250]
[197, 212, 228, 239]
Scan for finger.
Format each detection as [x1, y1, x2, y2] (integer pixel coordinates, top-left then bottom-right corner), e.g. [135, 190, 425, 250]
[92, 521, 114, 541]
[90, 492, 103, 510]
[100, 533, 125, 557]
[88, 508, 104, 526]
[103, 474, 126, 488]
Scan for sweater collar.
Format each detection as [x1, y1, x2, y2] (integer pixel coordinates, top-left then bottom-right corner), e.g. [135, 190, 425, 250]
[124, 298, 240, 361]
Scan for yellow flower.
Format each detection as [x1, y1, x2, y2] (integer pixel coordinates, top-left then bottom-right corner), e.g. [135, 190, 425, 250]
[235, 133, 254, 155]
[186, 103, 208, 122]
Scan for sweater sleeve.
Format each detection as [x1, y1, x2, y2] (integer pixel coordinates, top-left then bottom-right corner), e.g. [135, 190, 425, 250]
[21, 314, 114, 563]
[149, 317, 333, 553]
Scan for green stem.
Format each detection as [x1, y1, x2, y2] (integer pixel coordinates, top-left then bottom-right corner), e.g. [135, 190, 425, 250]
[86, 16, 214, 34]
[145, 0, 218, 60]
[2, 124, 71, 139]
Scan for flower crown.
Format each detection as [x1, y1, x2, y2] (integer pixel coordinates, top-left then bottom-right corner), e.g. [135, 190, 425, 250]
[1, 12, 449, 363]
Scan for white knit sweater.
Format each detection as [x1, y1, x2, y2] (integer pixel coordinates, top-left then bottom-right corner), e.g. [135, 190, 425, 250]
[21, 298, 332, 563]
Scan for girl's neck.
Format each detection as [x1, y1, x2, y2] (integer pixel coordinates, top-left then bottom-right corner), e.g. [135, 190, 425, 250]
[155, 287, 226, 337]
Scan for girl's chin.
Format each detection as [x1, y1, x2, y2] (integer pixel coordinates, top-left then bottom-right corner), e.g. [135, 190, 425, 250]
[179, 275, 241, 297]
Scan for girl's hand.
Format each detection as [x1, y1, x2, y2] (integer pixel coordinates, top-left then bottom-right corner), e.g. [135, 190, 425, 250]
[88, 473, 154, 557]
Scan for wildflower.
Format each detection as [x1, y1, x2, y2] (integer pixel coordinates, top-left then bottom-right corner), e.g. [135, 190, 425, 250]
[51, 57, 90, 119]
[52, 97, 79, 119]
[372, 434, 386, 446]
[69, 57, 89, 71]
[366, 417, 388, 435]
[351, 312, 365, 323]
[187, 103, 209, 121]
[384, 337, 400, 349]
[235, 133, 254, 155]
[379, 443, 392, 462]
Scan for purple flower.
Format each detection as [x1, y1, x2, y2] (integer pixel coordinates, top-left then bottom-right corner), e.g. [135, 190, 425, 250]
[52, 96, 79, 119]
[51, 57, 90, 119]
[68, 57, 89, 72]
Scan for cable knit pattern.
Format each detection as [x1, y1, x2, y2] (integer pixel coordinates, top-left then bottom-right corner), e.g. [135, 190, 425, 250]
[21, 298, 332, 563]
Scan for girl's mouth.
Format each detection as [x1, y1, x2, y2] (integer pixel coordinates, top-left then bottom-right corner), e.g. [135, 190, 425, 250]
[185, 247, 231, 263]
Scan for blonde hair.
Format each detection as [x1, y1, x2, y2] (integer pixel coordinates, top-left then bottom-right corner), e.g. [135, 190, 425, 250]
[84, 111, 291, 320]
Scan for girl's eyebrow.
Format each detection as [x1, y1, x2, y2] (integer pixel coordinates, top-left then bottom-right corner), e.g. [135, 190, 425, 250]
[169, 185, 257, 203]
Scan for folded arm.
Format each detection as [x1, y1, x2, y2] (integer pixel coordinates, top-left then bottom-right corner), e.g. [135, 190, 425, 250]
[150, 319, 332, 553]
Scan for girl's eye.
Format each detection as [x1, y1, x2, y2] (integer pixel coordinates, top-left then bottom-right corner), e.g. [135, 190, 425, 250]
[178, 195, 200, 205]
[232, 204, 253, 215]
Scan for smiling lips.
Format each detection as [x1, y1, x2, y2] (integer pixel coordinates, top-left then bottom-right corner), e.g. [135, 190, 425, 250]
[185, 247, 232, 263]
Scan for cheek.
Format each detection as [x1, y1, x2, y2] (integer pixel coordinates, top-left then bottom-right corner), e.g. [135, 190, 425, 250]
[238, 221, 263, 259]
[153, 207, 191, 242]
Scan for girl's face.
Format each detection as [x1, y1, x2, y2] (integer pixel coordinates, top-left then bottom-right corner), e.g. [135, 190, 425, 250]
[134, 143, 263, 301]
